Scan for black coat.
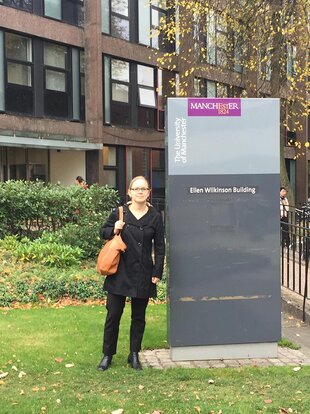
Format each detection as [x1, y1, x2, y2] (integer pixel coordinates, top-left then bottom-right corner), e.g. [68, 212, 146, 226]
[100, 204, 165, 298]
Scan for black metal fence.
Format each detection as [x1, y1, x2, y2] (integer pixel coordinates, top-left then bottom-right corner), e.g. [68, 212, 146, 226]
[281, 205, 310, 321]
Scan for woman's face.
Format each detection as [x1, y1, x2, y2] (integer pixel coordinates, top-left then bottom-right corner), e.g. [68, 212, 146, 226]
[128, 178, 150, 204]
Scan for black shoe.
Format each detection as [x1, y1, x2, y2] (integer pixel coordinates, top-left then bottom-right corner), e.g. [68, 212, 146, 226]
[97, 355, 112, 371]
[127, 352, 142, 370]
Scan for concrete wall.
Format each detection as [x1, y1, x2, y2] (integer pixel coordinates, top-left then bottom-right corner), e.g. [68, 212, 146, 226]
[50, 150, 85, 186]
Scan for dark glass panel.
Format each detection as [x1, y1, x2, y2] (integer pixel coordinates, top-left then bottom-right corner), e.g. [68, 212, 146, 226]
[6, 84, 33, 114]
[3, 0, 33, 12]
[138, 107, 156, 129]
[111, 102, 130, 126]
[44, 90, 68, 118]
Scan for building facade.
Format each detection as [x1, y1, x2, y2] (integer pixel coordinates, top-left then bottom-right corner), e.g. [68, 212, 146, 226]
[0, 0, 308, 204]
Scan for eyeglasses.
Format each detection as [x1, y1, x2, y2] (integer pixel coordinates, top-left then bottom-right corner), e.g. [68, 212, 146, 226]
[130, 187, 150, 192]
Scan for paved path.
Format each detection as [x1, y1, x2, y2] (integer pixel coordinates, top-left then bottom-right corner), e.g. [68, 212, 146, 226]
[282, 312, 310, 358]
[140, 311, 310, 369]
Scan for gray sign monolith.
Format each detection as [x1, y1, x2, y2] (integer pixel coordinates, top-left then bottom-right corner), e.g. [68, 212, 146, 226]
[167, 98, 281, 360]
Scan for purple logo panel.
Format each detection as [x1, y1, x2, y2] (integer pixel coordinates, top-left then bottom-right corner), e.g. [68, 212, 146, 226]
[188, 98, 241, 117]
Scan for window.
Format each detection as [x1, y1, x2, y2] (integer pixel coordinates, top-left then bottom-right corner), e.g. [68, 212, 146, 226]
[2, 147, 48, 181]
[44, 0, 84, 26]
[137, 64, 156, 128]
[138, 0, 167, 50]
[234, 32, 244, 73]
[287, 43, 297, 78]
[102, 0, 169, 50]
[1, 0, 84, 26]
[2, 0, 33, 12]
[111, 0, 130, 40]
[126, 147, 150, 187]
[44, 42, 69, 118]
[44, 0, 61, 20]
[151, 149, 165, 199]
[3, 32, 83, 120]
[193, 79, 224, 97]
[259, 41, 271, 81]
[150, 0, 166, 50]
[110, 58, 130, 125]
[104, 56, 160, 130]
[62, 0, 84, 26]
[5, 32, 33, 114]
[205, 10, 228, 67]
[80, 50, 85, 121]
[103, 146, 117, 187]
[102, 0, 130, 40]
[157, 69, 164, 130]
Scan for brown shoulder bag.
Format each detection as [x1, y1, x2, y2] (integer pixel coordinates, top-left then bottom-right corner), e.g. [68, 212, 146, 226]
[96, 206, 127, 276]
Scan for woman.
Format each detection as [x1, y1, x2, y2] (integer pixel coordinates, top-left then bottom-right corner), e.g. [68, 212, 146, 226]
[75, 176, 88, 189]
[98, 176, 165, 371]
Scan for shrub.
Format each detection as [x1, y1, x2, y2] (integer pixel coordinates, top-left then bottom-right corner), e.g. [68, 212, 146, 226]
[0, 181, 118, 241]
[56, 218, 103, 259]
[1, 235, 83, 267]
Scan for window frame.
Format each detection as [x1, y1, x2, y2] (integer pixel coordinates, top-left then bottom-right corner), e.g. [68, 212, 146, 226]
[103, 145, 119, 188]
[4, 31, 34, 115]
[110, 0, 130, 41]
[43, 40, 70, 119]
[150, 1, 167, 50]
[1, 0, 33, 13]
[43, 41, 68, 93]
[104, 55, 161, 130]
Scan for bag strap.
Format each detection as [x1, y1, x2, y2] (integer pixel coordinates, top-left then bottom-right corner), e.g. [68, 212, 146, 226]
[119, 206, 124, 222]
[115, 206, 124, 235]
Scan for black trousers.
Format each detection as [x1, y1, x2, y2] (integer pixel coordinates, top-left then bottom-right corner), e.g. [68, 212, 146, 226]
[103, 293, 149, 356]
[281, 217, 290, 247]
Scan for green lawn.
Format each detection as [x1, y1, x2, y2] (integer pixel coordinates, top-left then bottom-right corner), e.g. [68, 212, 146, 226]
[0, 304, 310, 414]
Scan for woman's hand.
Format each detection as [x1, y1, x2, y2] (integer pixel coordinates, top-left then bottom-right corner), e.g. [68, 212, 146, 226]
[152, 277, 160, 284]
[114, 220, 125, 234]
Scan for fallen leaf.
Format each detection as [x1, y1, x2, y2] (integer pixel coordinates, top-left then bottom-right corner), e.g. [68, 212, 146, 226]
[293, 367, 301, 372]
[0, 372, 8, 379]
[194, 407, 201, 413]
[111, 410, 124, 414]
[18, 371, 26, 379]
[11, 366, 18, 371]
[152, 411, 161, 414]
[55, 358, 63, 363]
[41, 386, 46, 391]
[53, 372, 61, 375]
[20, 390, 25, 395]
[56, 399, 61, 404]
[138, 384, 144, 390]
[264, 399, 273, 404]
[65, 363, 74, 368]
[0, 380, 5, 385]
[208, 379, 215, 384]
[32, 386, 40, 392]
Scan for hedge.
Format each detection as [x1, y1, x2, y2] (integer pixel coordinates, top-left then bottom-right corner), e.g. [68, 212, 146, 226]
[0, 180, 119, 258]
[0, 248, 167, 307]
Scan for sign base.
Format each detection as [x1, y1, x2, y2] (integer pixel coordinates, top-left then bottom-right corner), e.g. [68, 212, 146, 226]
[170, 343, 278, 361]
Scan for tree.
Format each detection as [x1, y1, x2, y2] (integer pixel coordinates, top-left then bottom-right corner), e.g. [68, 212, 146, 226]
[156, 0, 309, 202]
